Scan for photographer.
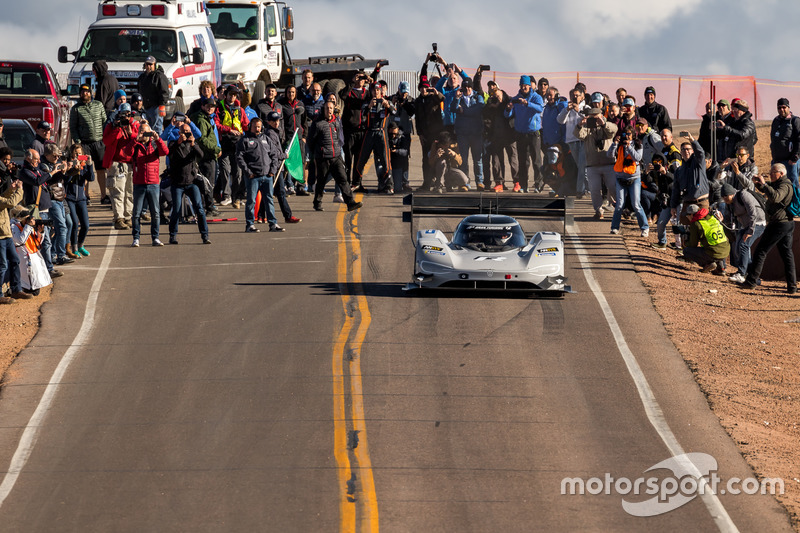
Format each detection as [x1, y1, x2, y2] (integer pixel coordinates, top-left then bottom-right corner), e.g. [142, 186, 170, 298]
[167, 123, 210, 244]
[353, 82, 396, 193]
[103, 103, 140, 229]
[483, 80, 519, 192]
[646, 154, 677, 249]
[65, 144, 95, 258]
[391, 81, 416, 137]
[451, 76, 484, 189]
[669, 133, 710, 224]
[342, 64, 380, 189]
[125, 122, 169, 247]
[428, 131, 468, 193]
[415, 57, 445, 191]
[607, 126, 649, 237]
[557, 87, 588, 197]
[38, 145, 75, 266]
[576, 107, 618, 219]
[679, 203, 730, 275]
[0, 147, 18, 193]
[504, 75, 545, 193]
[1, 177, 29, 304]
[18, 150, 60, 277]
[10, 206, 52, 295]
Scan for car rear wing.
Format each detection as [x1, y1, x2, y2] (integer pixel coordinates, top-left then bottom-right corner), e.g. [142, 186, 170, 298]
[403, 193, 573, 243]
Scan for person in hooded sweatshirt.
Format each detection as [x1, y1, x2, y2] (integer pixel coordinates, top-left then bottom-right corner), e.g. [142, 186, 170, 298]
[93, 60, 120, 114]
[680, 202, 730, 276]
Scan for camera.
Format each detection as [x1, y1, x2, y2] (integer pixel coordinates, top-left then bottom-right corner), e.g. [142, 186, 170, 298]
[478, 64, 491, 72]
[619, 132, 630, 141]
[35, 219, 53, 227]
[142, 131, 155, 138]
[671, 224, 688, 235]
[377, 59, 389, 67]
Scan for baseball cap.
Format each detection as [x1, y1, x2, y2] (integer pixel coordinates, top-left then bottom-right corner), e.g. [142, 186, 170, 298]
[622, 97, 635, 107]
[716, 99, 730, 107]
[225, 84, 241, 94]
[591, 92, 603, 103]
[461, 79, 473, 89]
[636, 117, 649, 126]
[144, 56, 156, 65]
[37, 120, 52, 130]
[398, 81, 410, 94]
[686, 204, 700, 215]
[266, 111, 281, 122]
[79, 84, 91, 92]
[201, 96, 217, 106]
[119, 103, 131, 113]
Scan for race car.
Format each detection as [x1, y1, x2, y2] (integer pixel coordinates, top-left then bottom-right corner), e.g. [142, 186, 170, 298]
[405, 213, 572, 293]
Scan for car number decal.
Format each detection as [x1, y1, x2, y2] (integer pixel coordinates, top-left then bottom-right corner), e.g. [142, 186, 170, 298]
[474, 256, 506, 262]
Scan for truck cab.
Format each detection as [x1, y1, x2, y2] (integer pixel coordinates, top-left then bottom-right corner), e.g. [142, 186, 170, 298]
[205, 0, 287, 91]
[59, 0, 222, 114]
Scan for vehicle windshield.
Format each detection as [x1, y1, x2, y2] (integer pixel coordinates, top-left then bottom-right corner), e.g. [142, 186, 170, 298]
[452, 224, 527, 252]
[77, 29, 177, 63]
[2, 122, 35, 160]
[206, 5, 259, 40]
[0, 66, 48, 95]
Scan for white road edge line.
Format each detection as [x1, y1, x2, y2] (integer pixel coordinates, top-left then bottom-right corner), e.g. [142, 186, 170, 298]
[567, 224, 738, 533]
[0, 232, 117, 509]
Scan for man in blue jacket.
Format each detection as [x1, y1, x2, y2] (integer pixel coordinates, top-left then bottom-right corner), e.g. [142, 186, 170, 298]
[452, 78, 484, 189]
[505, 75, 544, 192]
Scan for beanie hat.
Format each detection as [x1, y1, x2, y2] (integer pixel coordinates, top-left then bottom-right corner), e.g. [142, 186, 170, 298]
[114, 89, 126, 101]
[778, 97, 790, 108]
[721, 183, 737, 197]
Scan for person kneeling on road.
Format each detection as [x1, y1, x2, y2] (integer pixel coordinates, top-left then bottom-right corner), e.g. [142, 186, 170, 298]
[679, 203, 730, 275]
[237, 118, 283, 233]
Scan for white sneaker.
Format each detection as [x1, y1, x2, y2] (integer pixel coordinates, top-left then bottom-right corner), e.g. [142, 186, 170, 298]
[131, 239, 139, 248]
[641, 228, 650, 238]
[610, 228, 620, 235]
[219, 197, 232, 206]
[729, 273, 746, 283]
[152, 239, 164, 246]
[333, 192, 344, 203]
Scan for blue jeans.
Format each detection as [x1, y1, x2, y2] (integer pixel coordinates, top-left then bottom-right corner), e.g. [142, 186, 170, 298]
[67, 199, 90, 247]
[246, 175, 276, 227]
[144, 106, 164, 135]
[568, 140, 587, 195]
[611, 176, 648, 231]
[733, 224, 766, 276]
[132, 184, 161, 241]
[49, 201, 69, 259]
[38, 211, 54, 271]
[655, 206, 673, 244]
[0, 237, 21, 294]
[170, 184, 209, 239]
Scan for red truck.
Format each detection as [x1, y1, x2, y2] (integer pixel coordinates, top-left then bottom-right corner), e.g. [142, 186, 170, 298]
[0, 61, 71, 149]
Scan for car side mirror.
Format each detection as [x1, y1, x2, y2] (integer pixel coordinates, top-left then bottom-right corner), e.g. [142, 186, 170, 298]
[192, 47, 205, 65]
[58, 46, 70, 64]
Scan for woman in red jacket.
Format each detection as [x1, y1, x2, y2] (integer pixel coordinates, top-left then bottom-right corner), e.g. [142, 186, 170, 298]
[127, 122, 168, 247]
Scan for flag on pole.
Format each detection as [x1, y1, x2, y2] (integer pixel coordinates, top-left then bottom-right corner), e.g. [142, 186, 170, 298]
[284, 130, 305, 184]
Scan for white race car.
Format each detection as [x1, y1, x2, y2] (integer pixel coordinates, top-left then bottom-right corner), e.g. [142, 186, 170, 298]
[403, 194, 573, 295]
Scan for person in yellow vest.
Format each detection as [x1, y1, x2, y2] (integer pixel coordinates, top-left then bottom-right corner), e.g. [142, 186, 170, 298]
[10, 206, 52, 295]
[607, 126, 649, 237]
[680, 203, 731, 275]
[216, 85, 250, 208]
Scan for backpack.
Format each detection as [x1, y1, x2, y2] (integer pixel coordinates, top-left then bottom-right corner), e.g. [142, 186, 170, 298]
[787, 179, 800, 219]
[740, 188, 767, 212]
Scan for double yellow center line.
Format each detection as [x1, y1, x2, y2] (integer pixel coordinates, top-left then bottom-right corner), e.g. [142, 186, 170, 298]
[333, 197, 379, 532]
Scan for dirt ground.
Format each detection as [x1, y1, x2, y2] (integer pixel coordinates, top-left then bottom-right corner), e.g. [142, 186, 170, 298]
[1, 122, 798, 528]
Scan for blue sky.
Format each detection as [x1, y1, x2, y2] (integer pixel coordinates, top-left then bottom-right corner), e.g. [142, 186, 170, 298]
[0, 0, 795, 80]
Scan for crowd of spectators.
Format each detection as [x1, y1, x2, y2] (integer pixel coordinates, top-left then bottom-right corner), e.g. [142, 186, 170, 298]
[1, 52, 798, 303]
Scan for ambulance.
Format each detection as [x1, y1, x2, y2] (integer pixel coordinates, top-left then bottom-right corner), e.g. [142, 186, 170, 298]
[58, 0, 222, 114]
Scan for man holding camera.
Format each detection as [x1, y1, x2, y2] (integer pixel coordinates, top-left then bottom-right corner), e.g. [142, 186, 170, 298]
[558, 87, 588, 197]
[353, 83, 396, 194]
[39, 144, 74, 266]
[19, 150, 60, 277]
[342, 65, 381, 191]
[670, 132, 710, 227]
[237, 117, 283, 233]
[576, 107, 618, 219]
[483, 80, 519, 192]
[0, 178, 32, 304]
[126, 122, 168, 247]
[504, 75, 544, 193]
[167, 122, 210, 244]
[451, 77, 484, 189]
[415, 57, 446, 191]
[103, 103, 140, 230]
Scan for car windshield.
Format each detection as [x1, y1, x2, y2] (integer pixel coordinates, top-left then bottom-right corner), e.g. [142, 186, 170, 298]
[2, 121, 35, 160]
[77, 29, 177, 63]
[452, 224, 527, 252]
[207, 5, 259, 40]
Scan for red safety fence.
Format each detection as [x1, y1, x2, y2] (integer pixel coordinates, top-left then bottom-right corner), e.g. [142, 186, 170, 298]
[461, 69, 800, 121]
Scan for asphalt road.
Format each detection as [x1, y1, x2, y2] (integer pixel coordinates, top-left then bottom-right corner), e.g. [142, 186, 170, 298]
[0, 151, 793, 531]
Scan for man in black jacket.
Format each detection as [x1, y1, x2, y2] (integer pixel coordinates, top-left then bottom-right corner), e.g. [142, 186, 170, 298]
[137, 56, 169, 134]
[770, 98, 800, 185]
[237, 118, 283, 233]
[740, 163, 796, 293]
[93, 60, 120, 114]
[638, 86, 672, 133]
[307, 101, 362, 212]
[167, 123, 210, 244]
[717, 99, 756, 160]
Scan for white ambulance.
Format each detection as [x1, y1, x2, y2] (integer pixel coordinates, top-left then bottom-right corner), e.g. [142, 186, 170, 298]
[59, 0, 222, 113]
